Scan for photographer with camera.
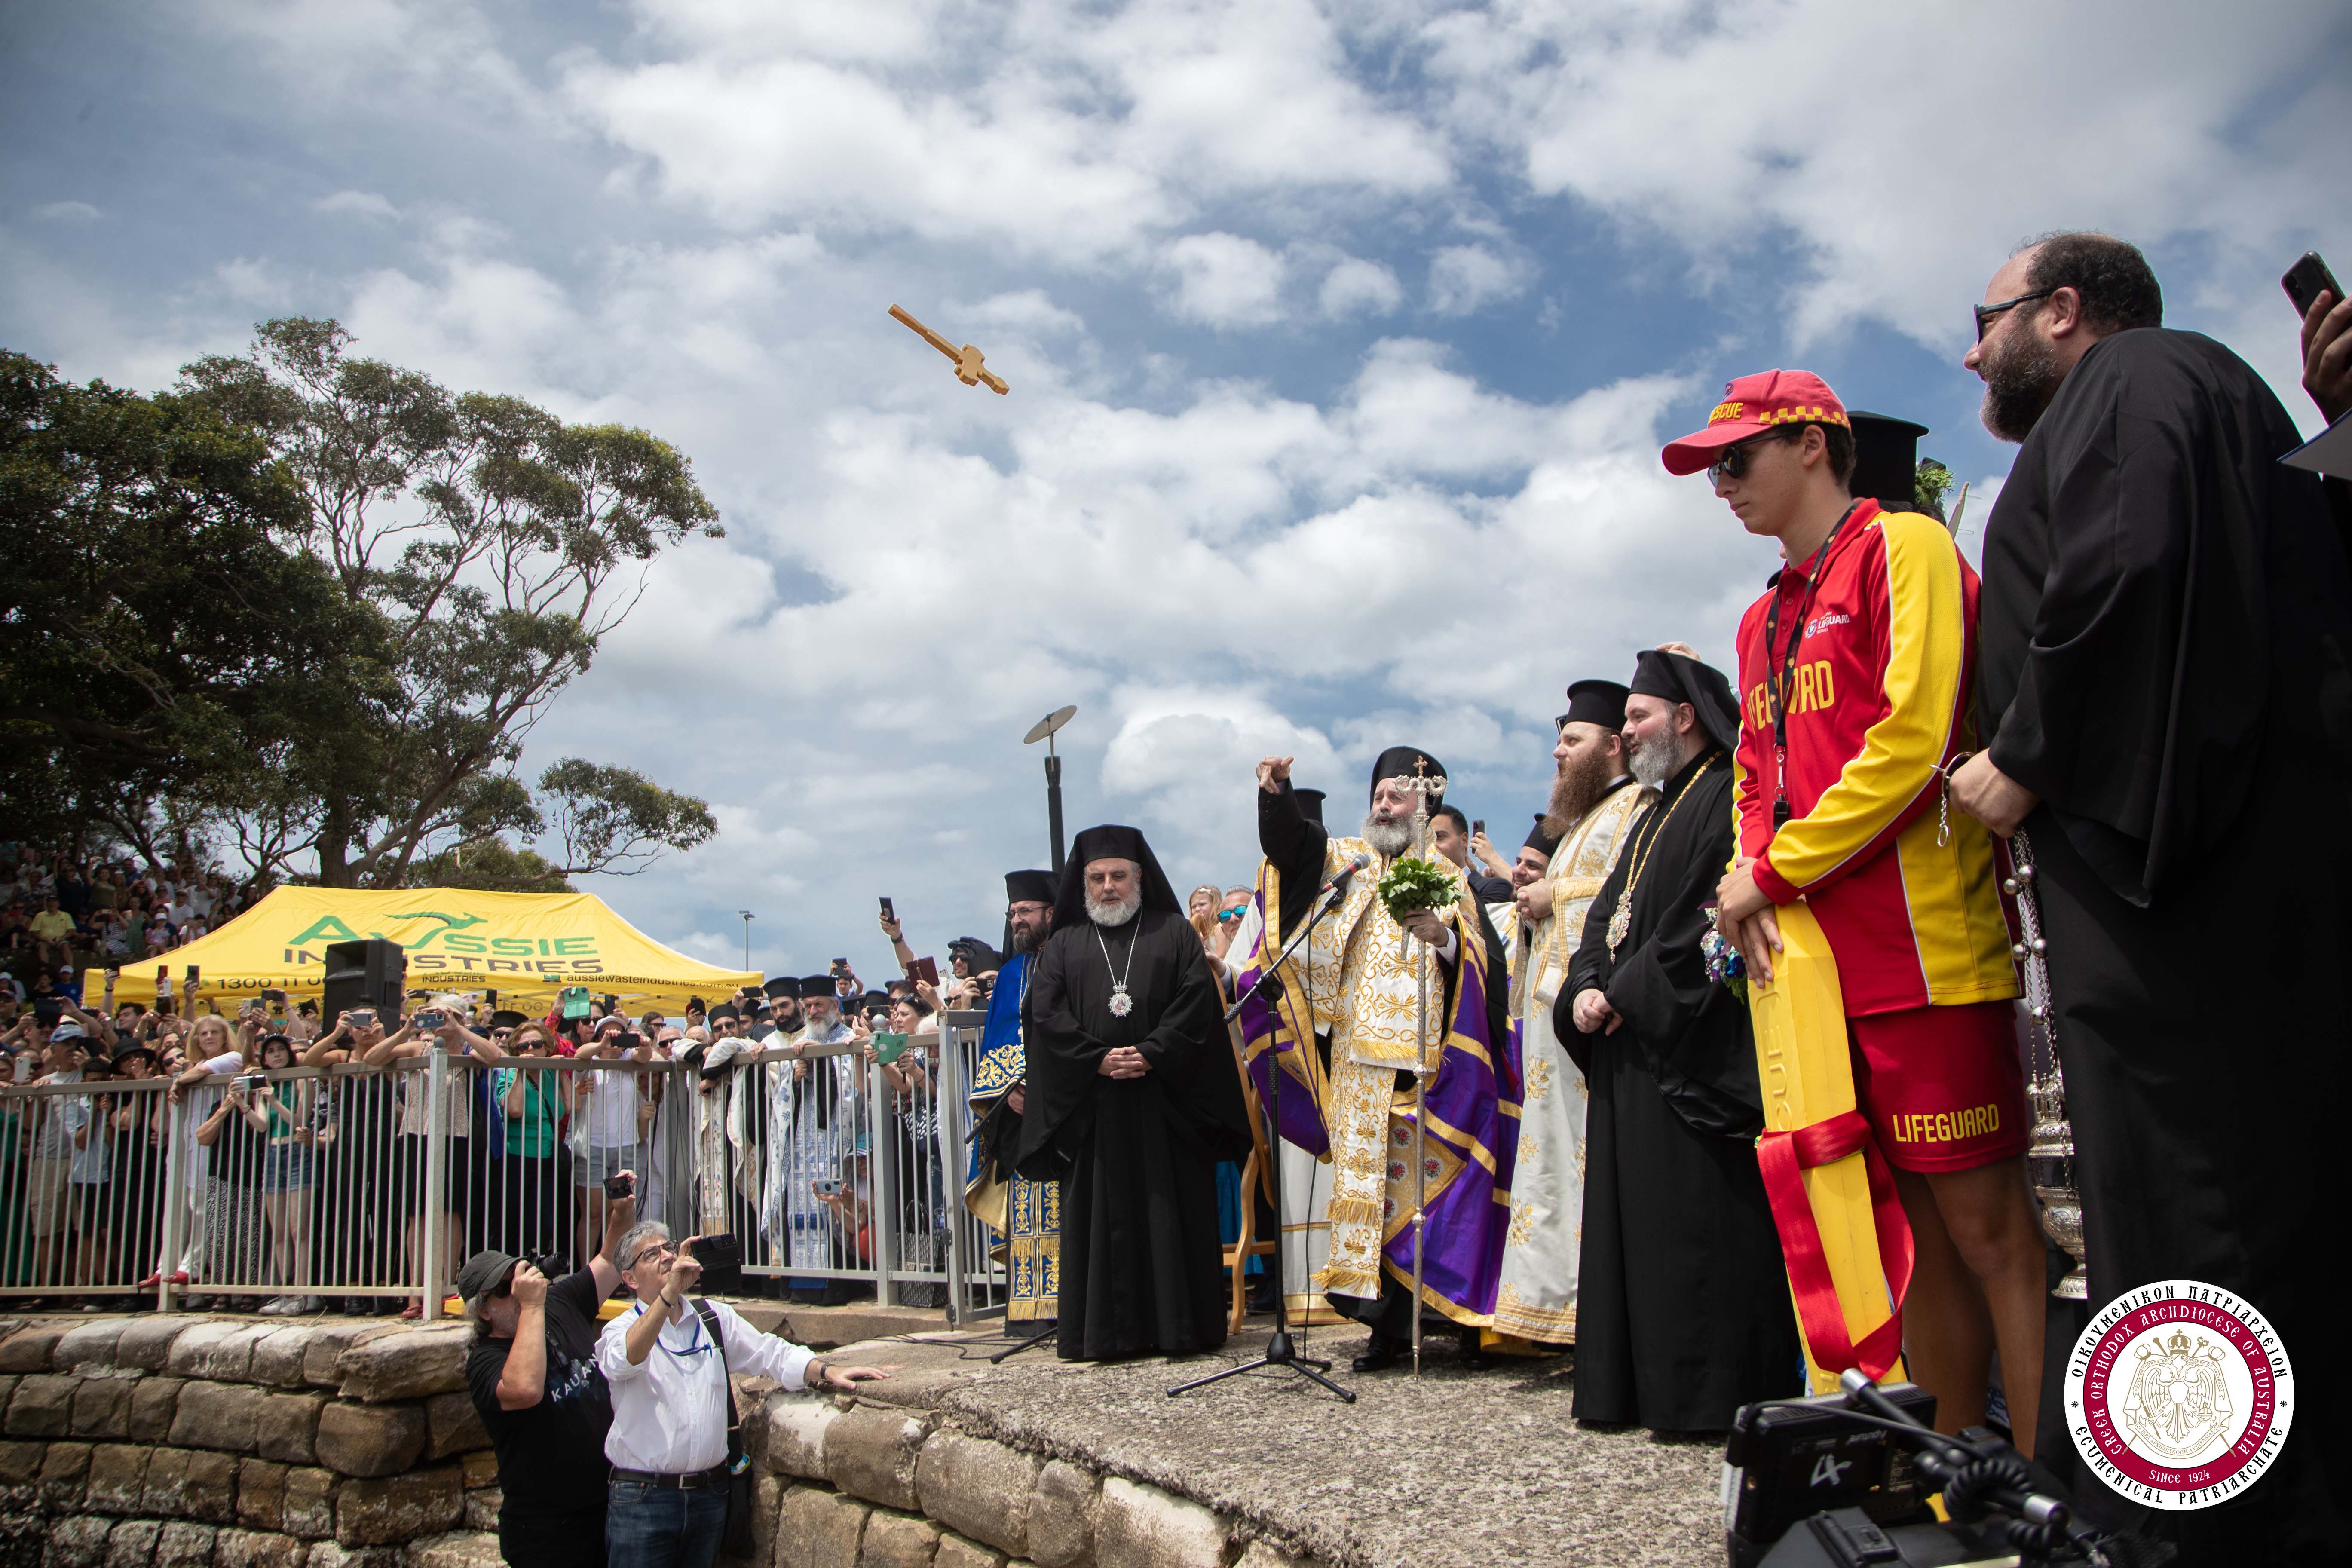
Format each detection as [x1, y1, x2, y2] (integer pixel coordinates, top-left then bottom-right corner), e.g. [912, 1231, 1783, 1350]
[597, 1223, 891, 1568]
[462, 1168, 641, 1568]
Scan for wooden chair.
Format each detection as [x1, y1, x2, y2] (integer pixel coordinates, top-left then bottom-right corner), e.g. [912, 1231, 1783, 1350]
[1221, 1013, 1280, 1332]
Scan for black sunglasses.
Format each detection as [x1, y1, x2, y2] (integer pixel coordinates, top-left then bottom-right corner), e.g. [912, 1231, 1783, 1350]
[1707, 431, 1786, 485]
[1974, 288, 2054, 342]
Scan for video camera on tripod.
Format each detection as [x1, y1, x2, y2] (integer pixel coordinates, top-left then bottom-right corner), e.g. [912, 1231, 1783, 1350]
[1726, 1371, 2118, 1566]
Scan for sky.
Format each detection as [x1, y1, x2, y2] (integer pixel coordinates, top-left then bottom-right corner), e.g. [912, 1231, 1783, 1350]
[5, 0, 2347, 982]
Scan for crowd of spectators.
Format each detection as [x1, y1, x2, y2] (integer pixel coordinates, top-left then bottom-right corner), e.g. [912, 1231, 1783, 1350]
[0, 860, 1058, 1322]
[0, 841, 259, 1008]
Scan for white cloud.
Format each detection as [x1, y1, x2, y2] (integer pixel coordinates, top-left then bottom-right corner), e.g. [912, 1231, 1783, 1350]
[1421, 0, 2349, 354]
[561, 0, 1451, 260]
[24, 0, 2342, 976]
[1426, 243, 1529, 316]
[1319, 256, 1403, 318]
[214, 257, 292, 308]
[1162, 232, 1286, 327]
[33, 201, 102, 224]
[315, 190, 399, 221]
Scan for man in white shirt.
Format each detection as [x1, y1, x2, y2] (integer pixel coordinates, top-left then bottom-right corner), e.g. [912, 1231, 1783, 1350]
[596, 1222, 888, 1568]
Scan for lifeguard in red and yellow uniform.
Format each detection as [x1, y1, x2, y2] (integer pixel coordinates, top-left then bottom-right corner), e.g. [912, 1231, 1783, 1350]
[1666, 370, 2046, 1455]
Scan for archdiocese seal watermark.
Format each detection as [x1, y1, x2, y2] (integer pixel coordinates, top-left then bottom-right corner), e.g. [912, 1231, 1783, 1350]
[2064, 1278, 2294, 1510]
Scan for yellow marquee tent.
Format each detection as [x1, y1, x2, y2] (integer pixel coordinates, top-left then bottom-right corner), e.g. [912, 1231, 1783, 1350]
[111, 886, 760, 1015]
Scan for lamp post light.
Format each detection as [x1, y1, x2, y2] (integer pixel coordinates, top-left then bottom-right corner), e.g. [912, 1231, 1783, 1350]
[738, 910, 754, 971]
[1023, 705, 1078, 876]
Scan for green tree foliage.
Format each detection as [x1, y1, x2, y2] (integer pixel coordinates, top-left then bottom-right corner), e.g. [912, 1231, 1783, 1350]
[176, 319, 725, 887]
[1914, 458, 1958, 524]
[0, 351, 393, 863]
[393, 763, 717, 892]
[403, 837, 577, 894]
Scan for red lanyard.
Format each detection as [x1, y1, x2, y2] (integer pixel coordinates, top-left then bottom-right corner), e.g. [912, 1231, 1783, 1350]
[1758, 504, 1857, 829]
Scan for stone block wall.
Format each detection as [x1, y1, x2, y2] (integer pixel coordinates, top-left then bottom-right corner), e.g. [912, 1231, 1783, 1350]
[2, 1317, 1329, 1568]
[735, 1386, 1330, 1568]
[0, 1319, 500, 1568]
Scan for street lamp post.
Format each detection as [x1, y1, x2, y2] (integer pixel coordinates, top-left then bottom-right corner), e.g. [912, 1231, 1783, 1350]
[1023, 705, 1078, 876]
[738, 910, 754, 971]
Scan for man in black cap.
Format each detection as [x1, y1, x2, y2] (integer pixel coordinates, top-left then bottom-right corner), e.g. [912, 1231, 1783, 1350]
[1014, 826, 1251, 1359]
[1558, 648, 1800, 1431]
[968, 870, 1061, 1328]
[461, 1169, 640, 1568]
[1490, 678, 1651, 1348]
[1951, 234, 2352, 1559]
[1252, 745, 1512, 1371]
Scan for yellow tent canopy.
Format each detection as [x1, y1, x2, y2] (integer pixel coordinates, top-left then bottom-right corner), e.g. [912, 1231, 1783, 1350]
[112, 886, 760, 1016]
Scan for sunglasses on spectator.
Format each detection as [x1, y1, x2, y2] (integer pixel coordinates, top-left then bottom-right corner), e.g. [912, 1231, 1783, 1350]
[1974, 288, 2054, 342]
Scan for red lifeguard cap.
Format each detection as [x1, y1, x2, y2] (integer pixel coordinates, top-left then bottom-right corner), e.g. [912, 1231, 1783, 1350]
[1660, 369, 1850, 476]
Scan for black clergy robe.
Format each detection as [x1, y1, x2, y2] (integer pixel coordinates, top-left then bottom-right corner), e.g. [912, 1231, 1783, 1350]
[1558, 747, 1799, 1432]
[1015, 909, 1253, 1360]
[1977, 328, 2352, 1561]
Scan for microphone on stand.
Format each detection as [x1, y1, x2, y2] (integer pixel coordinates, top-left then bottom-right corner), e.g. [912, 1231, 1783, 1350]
[1318, 852, 1371, 899]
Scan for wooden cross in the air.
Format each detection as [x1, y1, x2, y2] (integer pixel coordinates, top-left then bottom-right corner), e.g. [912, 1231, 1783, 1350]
[889, 305, 1010, 395]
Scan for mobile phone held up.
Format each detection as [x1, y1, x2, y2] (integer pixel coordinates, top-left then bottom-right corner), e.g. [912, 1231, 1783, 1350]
[2284, 252, 2343, 318]
[879, 896, 895, 921]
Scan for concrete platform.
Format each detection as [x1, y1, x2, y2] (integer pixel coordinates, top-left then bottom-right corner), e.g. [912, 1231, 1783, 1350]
[843, 1320, 1725, 1568]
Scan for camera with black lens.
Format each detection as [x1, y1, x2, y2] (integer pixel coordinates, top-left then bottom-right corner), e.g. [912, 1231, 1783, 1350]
[1727, 1374, 2104, 1566]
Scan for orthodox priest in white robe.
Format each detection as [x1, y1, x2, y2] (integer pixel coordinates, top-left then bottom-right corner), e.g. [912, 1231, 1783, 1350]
[1490, 680, 1650, 1346]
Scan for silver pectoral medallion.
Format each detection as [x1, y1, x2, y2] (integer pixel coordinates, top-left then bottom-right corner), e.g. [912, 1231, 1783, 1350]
[1108, 985, 1133, 1018]
[1605, 890, 1632, 956]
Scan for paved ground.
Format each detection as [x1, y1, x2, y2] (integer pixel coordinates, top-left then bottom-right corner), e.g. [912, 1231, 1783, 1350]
[848, 1320, 1727, 1568]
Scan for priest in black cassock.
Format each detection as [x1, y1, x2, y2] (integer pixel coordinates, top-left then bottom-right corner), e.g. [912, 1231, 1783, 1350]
[1953, 233, 2352, 1562]
[1014, 824, 1253, 1361]
[1559, 648, 1799, 1432]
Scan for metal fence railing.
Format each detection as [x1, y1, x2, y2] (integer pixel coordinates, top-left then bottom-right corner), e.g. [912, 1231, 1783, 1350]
[0, 1014, 1025, 1323]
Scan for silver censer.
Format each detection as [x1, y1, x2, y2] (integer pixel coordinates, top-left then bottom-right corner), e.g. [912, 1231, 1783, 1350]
[2006, 829, 2089, 1300]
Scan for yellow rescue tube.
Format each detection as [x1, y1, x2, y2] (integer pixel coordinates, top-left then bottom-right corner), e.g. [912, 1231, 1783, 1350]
[1747, 900, 1906, 1394]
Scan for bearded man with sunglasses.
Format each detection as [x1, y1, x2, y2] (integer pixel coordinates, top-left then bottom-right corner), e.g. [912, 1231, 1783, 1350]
[1674, 371, 2043, 1459]
[1952, 233, 2352, 1562]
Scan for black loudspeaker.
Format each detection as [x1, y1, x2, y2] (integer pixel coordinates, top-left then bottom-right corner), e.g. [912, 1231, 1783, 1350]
[323, 938, 408, 1031]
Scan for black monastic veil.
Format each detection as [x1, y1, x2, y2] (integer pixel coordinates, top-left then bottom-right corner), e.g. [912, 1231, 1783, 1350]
[1013, 824, 1251, 1360]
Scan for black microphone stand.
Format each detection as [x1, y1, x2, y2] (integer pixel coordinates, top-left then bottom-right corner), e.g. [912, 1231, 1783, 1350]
[1170, 867, 1360, 1403]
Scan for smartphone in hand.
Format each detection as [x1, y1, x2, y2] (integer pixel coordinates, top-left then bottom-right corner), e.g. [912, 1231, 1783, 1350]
[2284, 252, 2343, 317]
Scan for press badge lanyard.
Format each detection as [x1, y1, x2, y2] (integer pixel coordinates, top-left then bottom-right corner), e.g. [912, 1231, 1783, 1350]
[631, 1299, 713, 1361]
[1760, 502, 1859, 829]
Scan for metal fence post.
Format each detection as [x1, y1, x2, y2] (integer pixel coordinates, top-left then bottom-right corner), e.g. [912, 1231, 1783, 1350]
[869, 1056, 897, 1308]
[156, 1084, 189, 1312]
[935, 1016, 973, 1326]
[667, 1058, 697, 1239]
[422, 1051, 448, 1322]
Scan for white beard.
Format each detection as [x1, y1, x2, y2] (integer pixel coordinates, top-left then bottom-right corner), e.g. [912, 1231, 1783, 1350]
[1628, 728, 1682, 788]
[1084, 890, 1140, 927]
[1361, 814, 1413, 858]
